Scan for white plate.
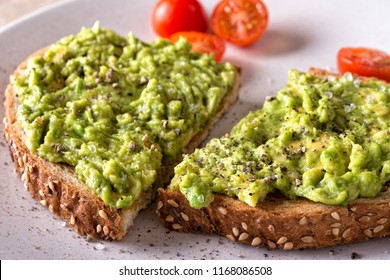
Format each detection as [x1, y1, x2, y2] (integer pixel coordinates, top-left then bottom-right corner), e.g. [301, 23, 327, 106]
[1, 0, 389, 260]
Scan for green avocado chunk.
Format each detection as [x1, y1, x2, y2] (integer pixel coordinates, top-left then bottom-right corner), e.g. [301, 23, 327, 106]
[170, 70, 390, 208]
[13, 22, 237, 209]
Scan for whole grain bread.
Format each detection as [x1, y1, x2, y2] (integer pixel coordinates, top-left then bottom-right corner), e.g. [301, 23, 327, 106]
[3, 48, 240, 240]
[156, 68, 390, 250]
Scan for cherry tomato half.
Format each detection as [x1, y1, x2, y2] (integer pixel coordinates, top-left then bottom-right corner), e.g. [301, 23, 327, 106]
[337, 47, 390, 82]
[211, 0, 269, 47]
[151, 0, 208, 38]
[170, 31, 226, 61]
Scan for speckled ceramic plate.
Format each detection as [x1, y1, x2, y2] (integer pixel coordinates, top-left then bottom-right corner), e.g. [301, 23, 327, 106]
[1, 0, 389, 260]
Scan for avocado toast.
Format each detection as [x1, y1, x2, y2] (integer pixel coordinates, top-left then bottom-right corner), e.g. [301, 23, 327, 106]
[157, 68, 390, 249]
[3, 23, 240, 240]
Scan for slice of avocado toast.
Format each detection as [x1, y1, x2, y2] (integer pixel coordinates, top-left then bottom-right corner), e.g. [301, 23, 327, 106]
[157, 68, 390, 249]
[3, 23, 240, 240]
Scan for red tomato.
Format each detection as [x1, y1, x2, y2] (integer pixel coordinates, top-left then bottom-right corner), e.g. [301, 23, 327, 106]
[170, 31, 226, 61]
[151, 0, 208, 38]
[210, 0, 269, 47]
[337, 47, 390, 82]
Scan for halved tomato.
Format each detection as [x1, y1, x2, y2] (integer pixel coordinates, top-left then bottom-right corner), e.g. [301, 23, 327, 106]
[210, 0, 269, 47]
[337, 47, 390, 82]
[170, 31, 226, 62]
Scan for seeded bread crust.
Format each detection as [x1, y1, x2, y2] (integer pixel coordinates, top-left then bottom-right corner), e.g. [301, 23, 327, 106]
[156, 68, 390, 250]
[3, 48, 240, 240]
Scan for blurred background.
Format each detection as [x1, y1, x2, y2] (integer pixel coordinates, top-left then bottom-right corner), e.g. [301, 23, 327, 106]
[0, 0, 60, 28]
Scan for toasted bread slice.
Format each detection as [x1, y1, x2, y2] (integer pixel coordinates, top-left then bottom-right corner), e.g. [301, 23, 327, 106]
[156, 68, 390, 250]
[3, 46, 240, 240]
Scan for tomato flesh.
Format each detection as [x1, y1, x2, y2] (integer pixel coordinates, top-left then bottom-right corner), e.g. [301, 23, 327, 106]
[170, 31, 226, 62]
[337, 47, 390, 82]
[151, 0, 208, 38]
[211, 0, 269, 46]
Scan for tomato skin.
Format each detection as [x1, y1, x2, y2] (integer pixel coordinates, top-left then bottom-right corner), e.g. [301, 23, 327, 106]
[151, 0, 208, 38]
[211, 0, 269, 47]
[337, 47, 390, 82]
[170, 31, 226, 61]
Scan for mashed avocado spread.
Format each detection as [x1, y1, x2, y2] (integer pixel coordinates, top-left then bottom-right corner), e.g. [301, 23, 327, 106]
[14, 22, 237, 209]
[171, 70, 390, 208]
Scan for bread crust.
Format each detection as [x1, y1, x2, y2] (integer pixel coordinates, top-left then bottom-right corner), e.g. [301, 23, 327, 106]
[157, 188, 390, 250]
[156, 69, 390, 250]
[3, 48, 240, 240]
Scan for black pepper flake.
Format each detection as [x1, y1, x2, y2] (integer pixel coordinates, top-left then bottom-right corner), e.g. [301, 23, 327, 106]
[106, 68, 114, 80]
[260, 154, 268, 163]
[351, 252, 362, 259]
[129, 141, 136, 151]
[242, 166, 250, 173]
[56, 144, 64, 152]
